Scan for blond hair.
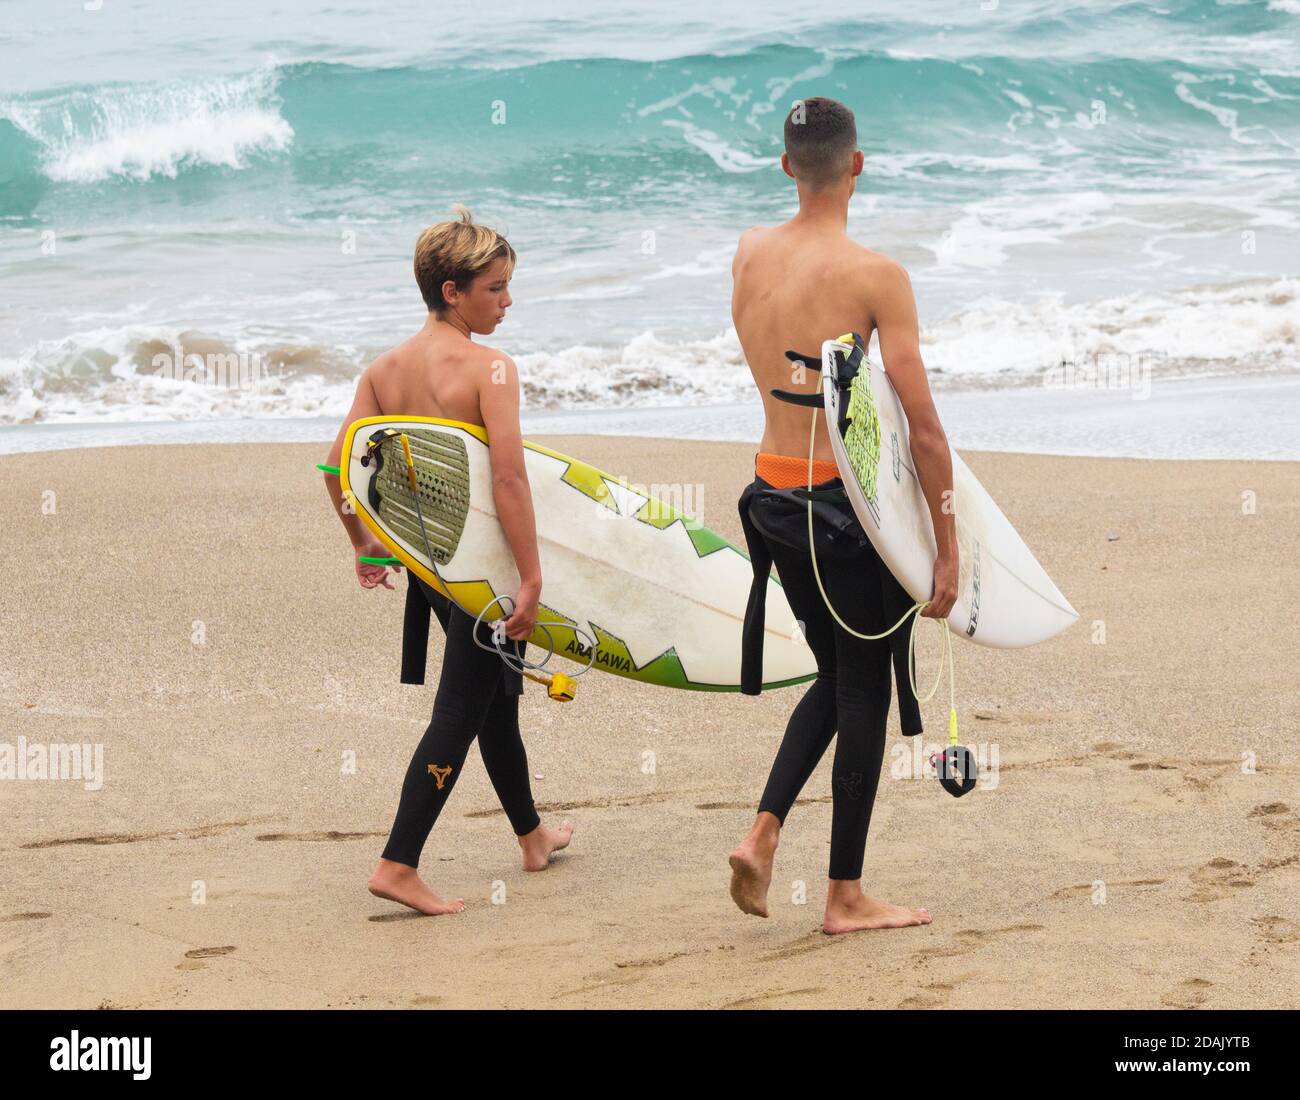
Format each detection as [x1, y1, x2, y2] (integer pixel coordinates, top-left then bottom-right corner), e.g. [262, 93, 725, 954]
[413, 204, 516, 313]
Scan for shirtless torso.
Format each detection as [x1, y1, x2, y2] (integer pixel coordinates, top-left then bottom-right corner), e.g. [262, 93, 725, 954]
[324, 309, 540, 640]
[730, 211, 957, 622]
[732, 218, 926, 463]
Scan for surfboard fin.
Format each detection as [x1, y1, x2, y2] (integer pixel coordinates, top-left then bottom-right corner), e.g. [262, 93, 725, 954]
[769, 388, 823, 408]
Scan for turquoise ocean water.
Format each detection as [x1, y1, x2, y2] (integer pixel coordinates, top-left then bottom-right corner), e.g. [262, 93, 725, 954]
[1, 0, 1298, 454]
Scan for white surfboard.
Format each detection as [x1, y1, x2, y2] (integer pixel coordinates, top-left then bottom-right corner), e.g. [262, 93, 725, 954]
[821, 336, 1078, 648]
[340, 415, 817, 691]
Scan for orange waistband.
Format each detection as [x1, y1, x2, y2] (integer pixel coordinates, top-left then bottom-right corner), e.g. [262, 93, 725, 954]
[755, 452, 840, 490]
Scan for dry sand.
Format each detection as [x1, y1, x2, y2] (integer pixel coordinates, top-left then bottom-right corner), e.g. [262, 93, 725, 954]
[1, 436, 1298, 1009]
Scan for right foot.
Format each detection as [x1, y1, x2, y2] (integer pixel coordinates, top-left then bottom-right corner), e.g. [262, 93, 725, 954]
[728, 818, 779, 917]
[823, 891, 930, 934]
[368, 860, 465, 916]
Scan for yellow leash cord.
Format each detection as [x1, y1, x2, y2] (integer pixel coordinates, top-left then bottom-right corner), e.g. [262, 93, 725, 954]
[801, 405, 970, 792]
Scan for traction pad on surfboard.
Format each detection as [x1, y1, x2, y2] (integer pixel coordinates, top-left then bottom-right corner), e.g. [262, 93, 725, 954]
[843, 367, 882, 503]
[833, 339, 882, 505]
[367, 427, 471, 565]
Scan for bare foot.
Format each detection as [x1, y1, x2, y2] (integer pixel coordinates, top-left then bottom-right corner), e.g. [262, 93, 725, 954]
[367, 859, 465, 916]
[822, 884, 930, 934]
[519, 821, 574, 872]
[728, 812, 780, 917]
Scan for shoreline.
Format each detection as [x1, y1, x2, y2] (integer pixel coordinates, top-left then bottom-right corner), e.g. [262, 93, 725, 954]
[3, 372, 1300, 460]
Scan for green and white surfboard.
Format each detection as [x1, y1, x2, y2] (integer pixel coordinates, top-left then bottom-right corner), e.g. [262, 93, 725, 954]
[341, 416, 816, 691]
[821, 336, 1078, 648]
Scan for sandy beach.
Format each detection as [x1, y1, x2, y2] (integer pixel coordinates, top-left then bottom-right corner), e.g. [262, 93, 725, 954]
[2, 435, 1298, 1010]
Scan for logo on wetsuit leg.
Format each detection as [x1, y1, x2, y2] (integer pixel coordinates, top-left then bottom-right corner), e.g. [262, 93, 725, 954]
[835, 771, 864, 799]
[427, 764, 453, 789]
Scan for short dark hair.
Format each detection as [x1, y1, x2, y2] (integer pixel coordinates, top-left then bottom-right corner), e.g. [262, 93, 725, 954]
[783, 97, 857, 189]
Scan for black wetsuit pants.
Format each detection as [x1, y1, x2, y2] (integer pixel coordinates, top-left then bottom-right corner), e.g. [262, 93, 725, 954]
[381, 585, 541, 868]
[749, 489, 895, 882]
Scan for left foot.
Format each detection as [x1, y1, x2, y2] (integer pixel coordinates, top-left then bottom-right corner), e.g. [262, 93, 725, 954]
[728, 818, 780, 918]
[519, 821, 574, 871]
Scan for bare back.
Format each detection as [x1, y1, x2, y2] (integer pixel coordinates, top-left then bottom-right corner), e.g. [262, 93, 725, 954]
[325, 314, 540, 616]
[329, 315, 531, 507]
[366, 327, 495, 425]
[732, 223, 903, 460]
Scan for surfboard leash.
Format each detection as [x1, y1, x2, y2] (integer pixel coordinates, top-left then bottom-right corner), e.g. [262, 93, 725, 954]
[324, 442, 595, 700]
[390, 431, 596, 701]
[802, 396, 976, 798]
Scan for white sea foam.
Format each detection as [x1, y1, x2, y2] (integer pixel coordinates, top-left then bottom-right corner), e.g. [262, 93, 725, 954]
[925, 190, 1116, 270]
[921, 277, 1300, 378]
[514, 329, 752, 409]
[2, 68, 293, 183]
[4, 279, 1296, 425]
[0, 327, 357, 424]
[658, 119, 777, 174]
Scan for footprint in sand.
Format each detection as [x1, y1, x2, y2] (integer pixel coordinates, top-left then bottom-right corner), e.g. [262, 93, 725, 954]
[613, 943, 736, 970]
[465, 792, 670, 818]
[1050, 878, 1164, 901]
[972, 709, 1066, 726]
[722, 986, 825, 1009]
[898, 976, 974, 1009]
[1248, 802, 1298, 831]
[696, 796, 830, 811]
[759, 930, 835, 963]
[177, 945, 236, 970]
[1098, 744, 1249, 794]
[25, 820, 253, 848]
[1253, 915, 1300, 944]
[1186, 857, 1255, 902]
[911, 923, 1044, 962]
[1072, 744, 1249, 804]
[1160, 977, 1212, 1008]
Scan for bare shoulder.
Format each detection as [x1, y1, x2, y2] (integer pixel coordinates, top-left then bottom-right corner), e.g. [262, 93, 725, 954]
[733, 225, 772, 265]
[463, 343, 518, 395]
[467, 342, 516, 373]
[361, 347, 399, 381]
[847, 246, 911, 310]
[849, 242, 910, 283]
